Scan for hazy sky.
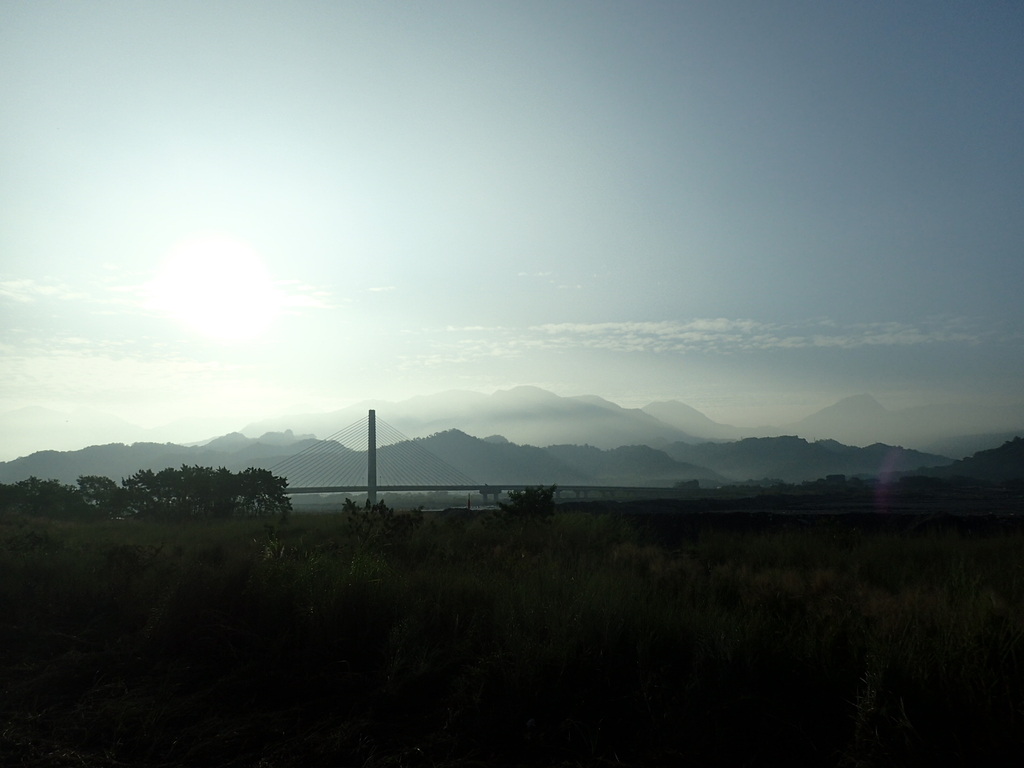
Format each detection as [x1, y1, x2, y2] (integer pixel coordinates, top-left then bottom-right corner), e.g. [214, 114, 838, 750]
[2, 1, 1022, 432]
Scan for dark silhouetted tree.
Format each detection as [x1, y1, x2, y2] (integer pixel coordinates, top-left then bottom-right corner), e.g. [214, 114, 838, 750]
[77, 475, 124, 515]
[0, 476, 92, 520]
[497, 484, 556, 523]
[121, 465, 290, 521]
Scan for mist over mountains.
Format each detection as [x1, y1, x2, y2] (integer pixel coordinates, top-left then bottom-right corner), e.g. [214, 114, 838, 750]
[0, 406, 249, 464]
[0, 431, 318, 486]
[2, 387, 1022, 486]
[782, 395, 1024, 452]
[241, 386, 705, 451]
[238, 387, 1024, 457]
[0, 425, 982, 490]
[642, 393, 1024, 455]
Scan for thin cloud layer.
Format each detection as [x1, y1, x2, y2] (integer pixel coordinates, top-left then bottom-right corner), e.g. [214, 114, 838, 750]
[0, 279, 88, 303]
[420, 318, 985, 361]
[0, 272, 333, 317]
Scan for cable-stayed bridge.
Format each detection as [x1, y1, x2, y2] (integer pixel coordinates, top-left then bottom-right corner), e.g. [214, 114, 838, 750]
[272, 410, 483, 502]
[272, 410, 694, 503]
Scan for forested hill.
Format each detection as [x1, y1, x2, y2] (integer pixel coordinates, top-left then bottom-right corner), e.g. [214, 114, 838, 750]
[416, 430, 725, 486]
[0, 429, 724, 488]
[543, 443, 725, 486]
[412, 430, 588, 485]
[3, 429, 994, 489]
[919, 437, 1024, 483]
[662, 436, 952, 484]
[0, 434, 319, 485]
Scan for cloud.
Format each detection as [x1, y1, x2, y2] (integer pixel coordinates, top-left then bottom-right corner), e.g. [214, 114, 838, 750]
[0, 344, 241, 404]
[0, 333, 298, 428]
[399, 317, 991, 365]
[1, 272, 334, 316]
[0, 279, 88, 303]
[525, 318, 983, 354]
[274, 281, 334, 310]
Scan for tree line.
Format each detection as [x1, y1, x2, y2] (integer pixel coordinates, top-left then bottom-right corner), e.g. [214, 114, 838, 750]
[0, 465, 291, 521]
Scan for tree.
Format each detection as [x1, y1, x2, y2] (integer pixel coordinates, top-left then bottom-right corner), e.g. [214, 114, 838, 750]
[497, 484, 557, 523]
[121, 469, 166, 520]
[77, 475, 125, 515]
[0, 477, 93, 520]
[120, 465, 291, 521]
[1, 467, 292, 522]
[235, 467, 291, 518]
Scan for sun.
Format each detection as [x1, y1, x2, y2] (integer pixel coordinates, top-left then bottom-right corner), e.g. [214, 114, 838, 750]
[151, 236, 278, 341]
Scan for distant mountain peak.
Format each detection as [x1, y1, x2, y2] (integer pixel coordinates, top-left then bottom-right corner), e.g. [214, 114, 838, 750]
[493, 385, 562, 402]
[568, 394, 625, 410]
[645, 400, 708, 417]
[641, 399, 739, 439]
[783, 395, 890, 446]
[822, 394, 887, 414]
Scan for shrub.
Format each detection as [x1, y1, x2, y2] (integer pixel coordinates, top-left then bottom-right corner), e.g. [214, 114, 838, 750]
[344, 497, 423, 545]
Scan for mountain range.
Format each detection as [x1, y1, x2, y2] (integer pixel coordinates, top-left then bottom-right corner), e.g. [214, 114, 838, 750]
[662, 437, 950, 483]
[3, 387, 1023, 466]
[642, 394, 1024, 455]
[240, 387, 704, 452]
[0, 406, 248, 464]
[0, 426, 968, 489]
[0, 430, 318, 486]
[918, 437, 1024, 484]
[420, 431, 728, 486]
[240, 387, 1024, 457]
[0, 428, 726, 488]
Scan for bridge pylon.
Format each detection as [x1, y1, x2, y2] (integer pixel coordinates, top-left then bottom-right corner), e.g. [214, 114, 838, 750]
[270, 409, 479, 493]
[368, 409, 377, 504]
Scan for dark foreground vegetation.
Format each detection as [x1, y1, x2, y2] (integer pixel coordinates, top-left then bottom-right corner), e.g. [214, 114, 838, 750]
[3, 498, 1024, 766]
[0, 465, 291, 522]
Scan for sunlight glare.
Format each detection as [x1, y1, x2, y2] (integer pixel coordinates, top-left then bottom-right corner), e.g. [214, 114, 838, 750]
[151, 236, 278, 341]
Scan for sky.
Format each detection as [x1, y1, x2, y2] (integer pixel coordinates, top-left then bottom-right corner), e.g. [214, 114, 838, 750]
[2, 0, 1023, 439]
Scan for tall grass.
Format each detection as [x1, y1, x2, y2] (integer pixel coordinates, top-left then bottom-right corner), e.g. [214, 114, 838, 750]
[2, 509, 1023, 766]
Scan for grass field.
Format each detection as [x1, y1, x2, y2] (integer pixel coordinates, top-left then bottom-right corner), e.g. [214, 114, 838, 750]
[2, 505, 1023, 766]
